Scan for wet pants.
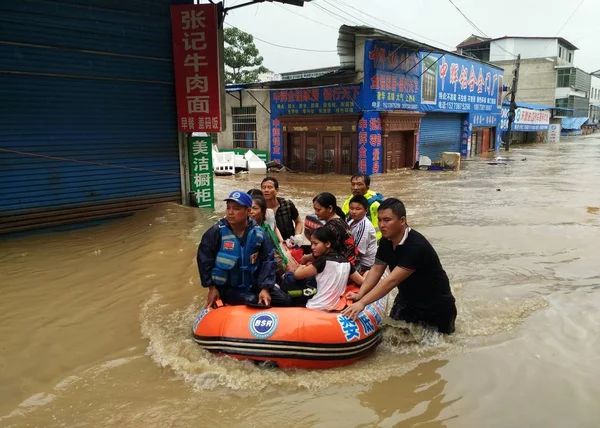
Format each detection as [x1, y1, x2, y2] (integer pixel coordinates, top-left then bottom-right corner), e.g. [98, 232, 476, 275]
[390, 300, 457, 335]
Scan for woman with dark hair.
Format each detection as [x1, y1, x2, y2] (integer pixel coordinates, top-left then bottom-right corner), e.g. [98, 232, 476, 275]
[248, 191, 299, 281]
[299, 192, 358, 266]
[293, 225, 364, 310]
[247, 188, 284, 244]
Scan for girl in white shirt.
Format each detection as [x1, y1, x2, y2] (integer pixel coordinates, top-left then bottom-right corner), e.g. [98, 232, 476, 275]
[294, 226, 364, 310]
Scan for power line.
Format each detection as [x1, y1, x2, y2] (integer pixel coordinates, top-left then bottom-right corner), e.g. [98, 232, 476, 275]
[310, 2, 362, 26]
[556, 0, 585, 36]
[274, 3, 338, 30]
[447, 0, 488, 38]
[330, 0, 456, 50]
[446, 0, 516, 59]
[224, 22, 337, 52]
[320, 0, 374, 27]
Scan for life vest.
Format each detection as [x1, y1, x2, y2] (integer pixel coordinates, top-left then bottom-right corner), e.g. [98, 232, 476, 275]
[366, 192, 384, 221]
[343, 191, 383, 242]
[211, 223, 265, 291]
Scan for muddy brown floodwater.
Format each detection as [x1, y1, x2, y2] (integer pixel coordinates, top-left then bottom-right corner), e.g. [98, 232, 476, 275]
[1, 135, 600, 427]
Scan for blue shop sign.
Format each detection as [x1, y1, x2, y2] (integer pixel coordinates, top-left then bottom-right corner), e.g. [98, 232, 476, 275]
[500, 106, 550, 131]
[363, 40, 421, 111]
[419, 52, 503, 114]
[472, 113, 499, 127]
[271, 84, 362, 116]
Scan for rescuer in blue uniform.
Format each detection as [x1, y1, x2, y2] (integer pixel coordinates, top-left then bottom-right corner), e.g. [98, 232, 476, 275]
[197, 190, 291, 308]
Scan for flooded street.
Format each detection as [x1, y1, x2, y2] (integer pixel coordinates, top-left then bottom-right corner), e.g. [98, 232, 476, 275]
[2, 135, 600, 427]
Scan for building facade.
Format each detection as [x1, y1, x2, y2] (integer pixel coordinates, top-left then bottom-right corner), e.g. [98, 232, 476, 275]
[590, 73, 600, 122]
[218, 88, 271, 151]
[458, 36, 590, 118]
[259, 27, 504, 175]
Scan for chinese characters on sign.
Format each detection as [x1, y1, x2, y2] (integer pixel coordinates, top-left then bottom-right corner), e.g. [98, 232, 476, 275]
[171, 5, 222, 132]
[188, 136, 214, 208]
[271, 85, 361, 115]
[460, 119, 472, 157]
[270, 118, 282, 162]
[363, 41, 420, 111]
[548, 124, 561, 143]
[420, 54, 503, 114]
[358, 112, 382, 175]
[500, 107, 550, 131]
[472, 114, 499, 127]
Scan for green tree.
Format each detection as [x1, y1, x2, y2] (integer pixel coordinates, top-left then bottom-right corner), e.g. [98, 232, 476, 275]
[224, 27, 269, 84]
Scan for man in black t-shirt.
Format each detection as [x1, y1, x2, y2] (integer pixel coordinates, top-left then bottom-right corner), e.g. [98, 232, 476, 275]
[342, 198, 457, 334]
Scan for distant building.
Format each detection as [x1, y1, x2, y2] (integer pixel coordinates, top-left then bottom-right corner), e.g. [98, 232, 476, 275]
[280, 66, 340, 81]
[216, 26, 505, 175]
[457, 35, 590, 117]
[590, 71, 600, 123]
[257, 71, 281, 82]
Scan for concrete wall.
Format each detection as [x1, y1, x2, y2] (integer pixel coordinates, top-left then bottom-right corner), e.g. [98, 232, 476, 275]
[494, 58, 557, 106]
[590, 76, 600, 121]
[491, 39, 558, 62]
[217, 89, 271, 152]
[555, 87, 588, 99]
[591, 76, 600, 101]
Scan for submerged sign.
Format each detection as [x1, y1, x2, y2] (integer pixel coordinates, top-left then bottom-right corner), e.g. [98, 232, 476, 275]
[420, 53, 503, 115]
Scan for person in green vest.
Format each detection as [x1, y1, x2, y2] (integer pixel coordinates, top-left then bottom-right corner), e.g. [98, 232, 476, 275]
[342, 174, 383, 241]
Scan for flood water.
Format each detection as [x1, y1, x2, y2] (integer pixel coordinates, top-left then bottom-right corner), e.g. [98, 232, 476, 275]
[1, 135, 600, 427]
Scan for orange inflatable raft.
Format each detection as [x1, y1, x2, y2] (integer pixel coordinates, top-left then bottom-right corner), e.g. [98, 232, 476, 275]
[192, 285, 387, 369]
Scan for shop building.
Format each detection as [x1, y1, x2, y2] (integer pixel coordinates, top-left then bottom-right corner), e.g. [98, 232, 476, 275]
[264, 26, 505, 174]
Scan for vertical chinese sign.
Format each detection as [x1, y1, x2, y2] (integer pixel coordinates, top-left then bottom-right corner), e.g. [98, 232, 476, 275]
[188, 136, 214, 208]
[270, 118, 282, 165]
[171, 5, 222, 132]
[460, 118, 472, 157]
[358, 112, 382, 175]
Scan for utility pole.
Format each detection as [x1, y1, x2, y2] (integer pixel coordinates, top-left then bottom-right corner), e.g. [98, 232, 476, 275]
[505, 54, 521, 151]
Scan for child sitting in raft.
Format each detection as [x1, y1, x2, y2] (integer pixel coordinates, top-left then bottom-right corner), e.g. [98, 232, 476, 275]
[293, 226, 364, 310]
[347, 195, 378, 274]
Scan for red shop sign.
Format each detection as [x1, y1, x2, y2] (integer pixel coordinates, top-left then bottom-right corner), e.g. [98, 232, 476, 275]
[170, 4, 222, 132]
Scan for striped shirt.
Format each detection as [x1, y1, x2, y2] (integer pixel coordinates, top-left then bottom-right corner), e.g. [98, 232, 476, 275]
[348, 216, 377, 269]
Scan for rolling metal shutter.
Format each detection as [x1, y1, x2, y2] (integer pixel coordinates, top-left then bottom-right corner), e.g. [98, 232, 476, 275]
[418, 113, 463, 161]
[0, 0, 187, 234]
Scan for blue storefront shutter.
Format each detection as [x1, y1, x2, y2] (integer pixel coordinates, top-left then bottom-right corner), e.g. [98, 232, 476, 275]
[0, 0, 187, 234]
[418, 113, 463, 161]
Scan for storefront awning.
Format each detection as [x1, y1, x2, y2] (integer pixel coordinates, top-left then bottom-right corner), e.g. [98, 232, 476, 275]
[502, 101, 553, 111]
[561, 117, 589, 130]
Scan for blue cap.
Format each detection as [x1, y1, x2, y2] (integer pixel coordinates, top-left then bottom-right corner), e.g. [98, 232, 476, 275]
[224, 190, 252, 208]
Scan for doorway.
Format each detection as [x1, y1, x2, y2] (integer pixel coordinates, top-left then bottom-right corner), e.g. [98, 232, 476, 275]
[385, 131, 415, 171]
[286, 131, 357, 174]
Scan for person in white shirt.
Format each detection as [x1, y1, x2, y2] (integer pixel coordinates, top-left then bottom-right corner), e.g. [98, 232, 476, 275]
[347, 195, 378, 273]
[292, 226, 364, 310]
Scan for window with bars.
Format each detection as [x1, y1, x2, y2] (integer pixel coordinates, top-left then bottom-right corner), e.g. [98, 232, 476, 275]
[231, 106, 257, 149]
[421, 57, 438, 103]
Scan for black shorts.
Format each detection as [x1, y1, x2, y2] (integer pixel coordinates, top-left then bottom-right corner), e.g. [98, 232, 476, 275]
[390, 301, 457, 335]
